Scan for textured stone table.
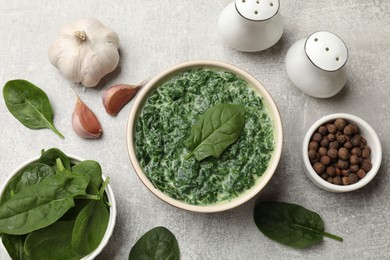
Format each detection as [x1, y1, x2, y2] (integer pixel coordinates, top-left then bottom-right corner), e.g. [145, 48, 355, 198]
[0, 1, 389, 259]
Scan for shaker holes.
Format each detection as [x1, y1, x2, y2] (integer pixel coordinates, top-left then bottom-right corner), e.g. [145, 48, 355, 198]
[256, 0, 260, 3]
[242, 0, 245, 3]
[255, 10, 259, 14]
[325, 47, 330, 51]
[270, 2, 274, 6]
[336, 57, 340, 61]
[314, 38, 318, 42]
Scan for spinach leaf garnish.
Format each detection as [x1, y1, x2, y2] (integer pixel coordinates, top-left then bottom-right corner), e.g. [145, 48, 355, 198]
[185, 103, 245, 161]
[129, 226, 180, 260]
[253, 201, 343, 248]
[3, 79, 64, 138]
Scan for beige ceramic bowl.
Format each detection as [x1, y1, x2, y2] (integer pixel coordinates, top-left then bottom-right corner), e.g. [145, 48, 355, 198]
[0, 155, 116, 260]
[127, 60, 283, 213]
[303, 113, 382, 192]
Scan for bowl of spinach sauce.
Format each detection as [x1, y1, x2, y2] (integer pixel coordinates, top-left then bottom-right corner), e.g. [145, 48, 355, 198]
[127, 60, 283, 213]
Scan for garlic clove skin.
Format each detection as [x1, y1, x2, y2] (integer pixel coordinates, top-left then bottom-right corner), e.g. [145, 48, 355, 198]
[48, 17, 120, 87]
[102, 84, 141, 116]
[72, 97, 102, 139]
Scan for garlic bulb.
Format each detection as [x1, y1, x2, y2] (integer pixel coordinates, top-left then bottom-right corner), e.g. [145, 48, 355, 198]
[48, 17, 120, 87]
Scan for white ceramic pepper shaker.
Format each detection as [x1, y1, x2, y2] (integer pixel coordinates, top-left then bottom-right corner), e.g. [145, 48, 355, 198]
[285, 31, 348, 98]
[218, 0, 284, 52]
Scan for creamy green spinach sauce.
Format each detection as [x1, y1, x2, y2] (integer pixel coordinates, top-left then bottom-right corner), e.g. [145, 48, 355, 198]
[135, 68, 274, 205]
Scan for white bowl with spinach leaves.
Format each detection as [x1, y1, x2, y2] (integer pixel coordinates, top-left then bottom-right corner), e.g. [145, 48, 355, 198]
[127, 60, 283, 213]
[0, 148, 116, 259]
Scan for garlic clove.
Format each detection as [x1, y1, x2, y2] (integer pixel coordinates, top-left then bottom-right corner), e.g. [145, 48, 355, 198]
[72, 96, 102, 139]
[102, 83, 142, 116]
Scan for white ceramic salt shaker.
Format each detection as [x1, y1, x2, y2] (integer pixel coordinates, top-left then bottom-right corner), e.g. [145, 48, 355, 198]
[218, 0, 284, 52]
[285, 31, 348, 98]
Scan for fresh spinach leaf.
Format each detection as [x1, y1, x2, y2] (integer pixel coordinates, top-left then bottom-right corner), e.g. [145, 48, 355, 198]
[3, 79, 64, 138]
[24, 221, 79, 260]
[1, 234, 27, 260]
[0, 163, 55, 205]
[72, 160, 103, 194]
[0, 171, 89, 235]
[71, 179, 110, 256]
[253, 201, 343, 248]
[185, 103, 245, 161]
[129, 226, 180, 260]
[38, 148, 71, 170]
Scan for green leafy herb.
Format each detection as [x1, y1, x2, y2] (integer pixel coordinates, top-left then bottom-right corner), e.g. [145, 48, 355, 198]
[3, 79, 64, 138]
[185, 103, 245, 161]
[129, 226, 180, 260]
[71, 179, 110, 256]
[72, 160, 103, 194]
[253, 201, 343, 248]
[0, 163, 55, 204]
[0, 169, 89, 235]
[1, 234, 27, 260]
[38, 148, 71, 170]
[24, 221, 79, 260]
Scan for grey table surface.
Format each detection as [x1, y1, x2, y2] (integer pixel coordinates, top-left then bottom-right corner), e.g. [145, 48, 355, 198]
[1, 0, 389, 259]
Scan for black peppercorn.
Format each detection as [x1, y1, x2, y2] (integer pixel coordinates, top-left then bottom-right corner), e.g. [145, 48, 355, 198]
[327, 134, 336, 142]
[318, 125, 328, 135]
[327, 148, 338, 160]
[313, 162, 326, 174]
[308, 149, 318, 160]
[320, 155, 331, 165]
[342, 176, 349, 185]
[333, 176, 342, 185]
[351, 147, 362, 157]
[348, 173, 359, 184]
[338, 147, 350, 160]
[351, 135, 362, 147]
[357, 169, 366, 179]
[337, 134, 347, 144]
[312, 133, 322, 142]
[362, 149, 370, 159]
[334, 118, 347, 131]
[309, 141, 319, 151]
[320, 137, 330, 148]
[361, 160, 372, 172]
[350, 155, 359, 165]
[344, 141, 353, 149]
[318, 147, 328, 156]
[349, 164, 359, 173]
[329, 141, 339, 150]
[327, 124, 337, 134]
[343, 124, 355, 136]
[337, 159, 349, 170]
[327, 166, 336, 177]
[341, 169, 350, 177]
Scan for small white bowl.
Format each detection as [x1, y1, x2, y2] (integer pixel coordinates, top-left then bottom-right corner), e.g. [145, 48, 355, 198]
[303, 113, 382, 192]
[127, 60, 283, 213]
[0, 155, 116, 259]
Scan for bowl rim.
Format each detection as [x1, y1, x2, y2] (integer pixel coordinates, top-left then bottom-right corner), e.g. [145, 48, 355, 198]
[126, 59, 283, 213]
[0, 155, 117, 260]
[302, 113, 382, 192]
